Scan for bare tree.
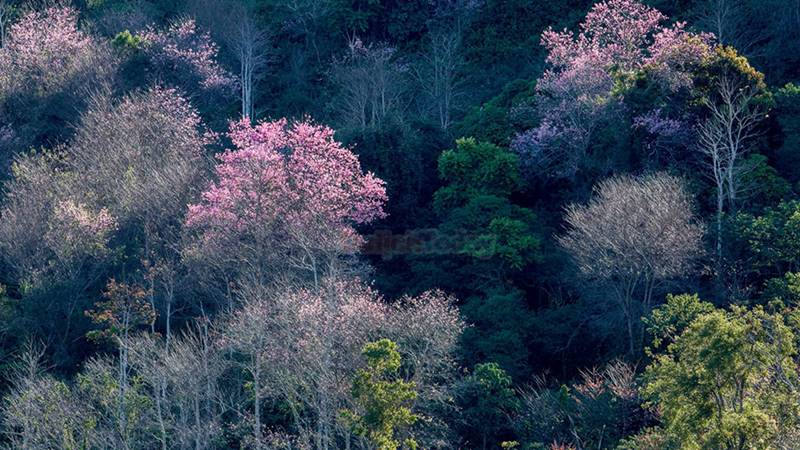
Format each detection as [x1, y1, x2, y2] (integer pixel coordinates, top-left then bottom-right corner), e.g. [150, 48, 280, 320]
[126, 324, 225, 450]
[692, 0, 767, 57]
[0, 153, 117, 357]
[411, 0, 479, 132]
[185, 0, 270, 120]
[220, 276, 464, 450]
[330, 38, 407, 132]
[2, 343, 112, 450]
[219, 281, 280, 449]
[0, 152, 77, 286]
[697, 53, 765, 267]
[282, 0, 331, 65]
[77, 355, 155, 450]
[225, 5, 269, 120]
[125, 334, 171, 450]
[385, 291, 465, 444]
[413, 29, 465, 132]
[2, 342, 48, 448]
[0, 86, 208, 357]
[703, 63, 765, 209]
[85, 280, 157, 450]
[143, 254, 183, 347]
[698, 116, 727, 268]
[68, 87, 207, 231]
[69, 86, 208, 320]
[514, 360, 640, 448]
[559, 173, 705, 356]
[1, 277, 463, 449]
[220, 277, 369, 449]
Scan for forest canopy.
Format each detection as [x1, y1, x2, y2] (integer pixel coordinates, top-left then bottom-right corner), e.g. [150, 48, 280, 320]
[1, 0, 800, 448]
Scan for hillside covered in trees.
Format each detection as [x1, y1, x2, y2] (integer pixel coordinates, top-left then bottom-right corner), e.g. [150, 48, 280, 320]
[2, 0, 800, 448]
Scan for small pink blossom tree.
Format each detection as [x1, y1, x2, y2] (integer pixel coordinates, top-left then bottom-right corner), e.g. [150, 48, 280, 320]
[0, 6, 94, 92]
[140, 18, 237, 99]
[0, 6, 115, 159]
[185, 118, 387, 287]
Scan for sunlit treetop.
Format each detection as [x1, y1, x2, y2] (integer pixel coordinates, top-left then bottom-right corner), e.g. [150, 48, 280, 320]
[0, 6, 100, 92]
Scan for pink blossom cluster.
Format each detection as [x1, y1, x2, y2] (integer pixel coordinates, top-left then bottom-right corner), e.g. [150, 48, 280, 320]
[542, 0, 666, 72]
[633, 108, 689, 139]
[186, 118, 387, 251]
[140, 19, 237, 94]
[540, 0, 716, 94]
[645, 22, 715, 90]
[516, 0, 715, 178]
[0, 6, 95, 92]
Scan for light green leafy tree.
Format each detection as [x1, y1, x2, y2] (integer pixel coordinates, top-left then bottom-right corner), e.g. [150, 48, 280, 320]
[642, 295, 800, 449]
[341, 339, 419, 450]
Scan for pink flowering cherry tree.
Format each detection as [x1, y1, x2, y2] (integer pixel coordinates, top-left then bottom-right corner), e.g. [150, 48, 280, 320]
[513, 0, 714, 179]
[185, 118, 387, 287]
[541, 0, 666, 74]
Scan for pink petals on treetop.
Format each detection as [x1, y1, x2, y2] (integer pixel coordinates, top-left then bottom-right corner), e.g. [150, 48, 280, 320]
[0, 6, 97, 92]
[186, 118, 387, 250]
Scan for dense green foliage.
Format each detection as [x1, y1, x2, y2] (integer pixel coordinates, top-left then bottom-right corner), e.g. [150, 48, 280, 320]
[642, 295, 800, 448]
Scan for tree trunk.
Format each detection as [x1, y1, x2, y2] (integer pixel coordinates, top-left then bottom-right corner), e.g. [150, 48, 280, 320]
[155, 376, 168, 450]
[253, 359, 262, 450]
